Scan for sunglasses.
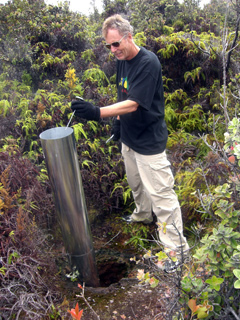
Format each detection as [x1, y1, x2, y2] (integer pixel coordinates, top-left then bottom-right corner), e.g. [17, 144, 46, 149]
[105, 34, 126, 50]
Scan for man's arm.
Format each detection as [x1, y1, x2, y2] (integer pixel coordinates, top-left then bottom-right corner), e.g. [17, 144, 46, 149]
[71, 99, 139, 121]
[100, 100, 139, 118]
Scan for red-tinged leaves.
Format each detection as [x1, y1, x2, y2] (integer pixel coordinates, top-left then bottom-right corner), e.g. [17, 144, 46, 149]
[68, 303, 83, 320]
[188, 299, 199, 313]
[228, 155, 236, 163]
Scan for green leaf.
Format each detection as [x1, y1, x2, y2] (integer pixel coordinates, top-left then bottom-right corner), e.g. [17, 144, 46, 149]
[150, 278, 159, 288]
[233, 269, 240, 280]
[234, 280, 240, 289]
[196, 306, 209, 318]
[155, 251, 168, 261]
[181, 277, 193, 292]
[205, 276, 224, 291]
[0, 266, 7, 275]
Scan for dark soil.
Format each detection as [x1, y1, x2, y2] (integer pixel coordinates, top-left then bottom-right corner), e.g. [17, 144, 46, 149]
[60, 209, 188, 320]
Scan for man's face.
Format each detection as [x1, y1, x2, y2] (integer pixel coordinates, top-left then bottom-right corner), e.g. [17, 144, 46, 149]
[105, 29, 133, 61]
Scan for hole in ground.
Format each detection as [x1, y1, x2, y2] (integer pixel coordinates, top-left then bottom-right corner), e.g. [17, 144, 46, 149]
[95, 249, 136, 287]
[98, 261, 129, 287]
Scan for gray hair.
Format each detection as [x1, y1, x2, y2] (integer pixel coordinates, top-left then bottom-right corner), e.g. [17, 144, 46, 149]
[102, 14, 134, 38]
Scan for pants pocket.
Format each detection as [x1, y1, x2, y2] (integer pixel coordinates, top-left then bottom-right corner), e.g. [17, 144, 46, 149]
[149, 158, 174, 192]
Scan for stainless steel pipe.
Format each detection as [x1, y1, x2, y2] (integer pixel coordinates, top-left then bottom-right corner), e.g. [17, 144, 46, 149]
[40, 127, 99, 287]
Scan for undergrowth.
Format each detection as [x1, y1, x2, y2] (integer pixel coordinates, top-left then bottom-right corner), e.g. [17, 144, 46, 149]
[0, 153, 66, 319]
[1, 0, 240, 319]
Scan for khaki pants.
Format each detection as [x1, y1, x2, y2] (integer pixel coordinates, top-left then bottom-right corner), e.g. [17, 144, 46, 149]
[121, 143, 189, 253]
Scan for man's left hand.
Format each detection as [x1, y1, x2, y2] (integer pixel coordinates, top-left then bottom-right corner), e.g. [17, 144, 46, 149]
[111, 118, 121, 141]
[71, 100, 100, 121]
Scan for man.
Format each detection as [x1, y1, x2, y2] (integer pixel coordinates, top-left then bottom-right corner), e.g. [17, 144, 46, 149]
[71, 14, 189, 272]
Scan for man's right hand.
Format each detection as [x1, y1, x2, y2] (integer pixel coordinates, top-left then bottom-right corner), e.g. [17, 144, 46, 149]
[71, 99, 100, 121]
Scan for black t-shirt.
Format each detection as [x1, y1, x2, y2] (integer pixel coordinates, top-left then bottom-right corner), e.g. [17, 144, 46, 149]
[116, 47, 168, 155]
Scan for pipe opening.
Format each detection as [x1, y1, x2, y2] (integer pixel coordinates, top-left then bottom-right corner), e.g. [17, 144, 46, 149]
[40, 127, 73, 140]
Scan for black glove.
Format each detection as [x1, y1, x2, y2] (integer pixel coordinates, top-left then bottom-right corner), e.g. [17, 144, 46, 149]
[111, 118, 121, 141]
[71, 99, 100, 121]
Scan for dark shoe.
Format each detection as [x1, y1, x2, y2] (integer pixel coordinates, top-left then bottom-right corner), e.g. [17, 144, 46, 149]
[122, 215, 153, 225]
[164, 259, 181, 273]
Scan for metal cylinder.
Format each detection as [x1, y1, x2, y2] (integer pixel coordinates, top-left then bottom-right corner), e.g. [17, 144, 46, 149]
[40, 127, 99, 287]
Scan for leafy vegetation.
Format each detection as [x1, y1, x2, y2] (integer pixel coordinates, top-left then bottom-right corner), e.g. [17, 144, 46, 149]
[1, 0, 240, 319]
